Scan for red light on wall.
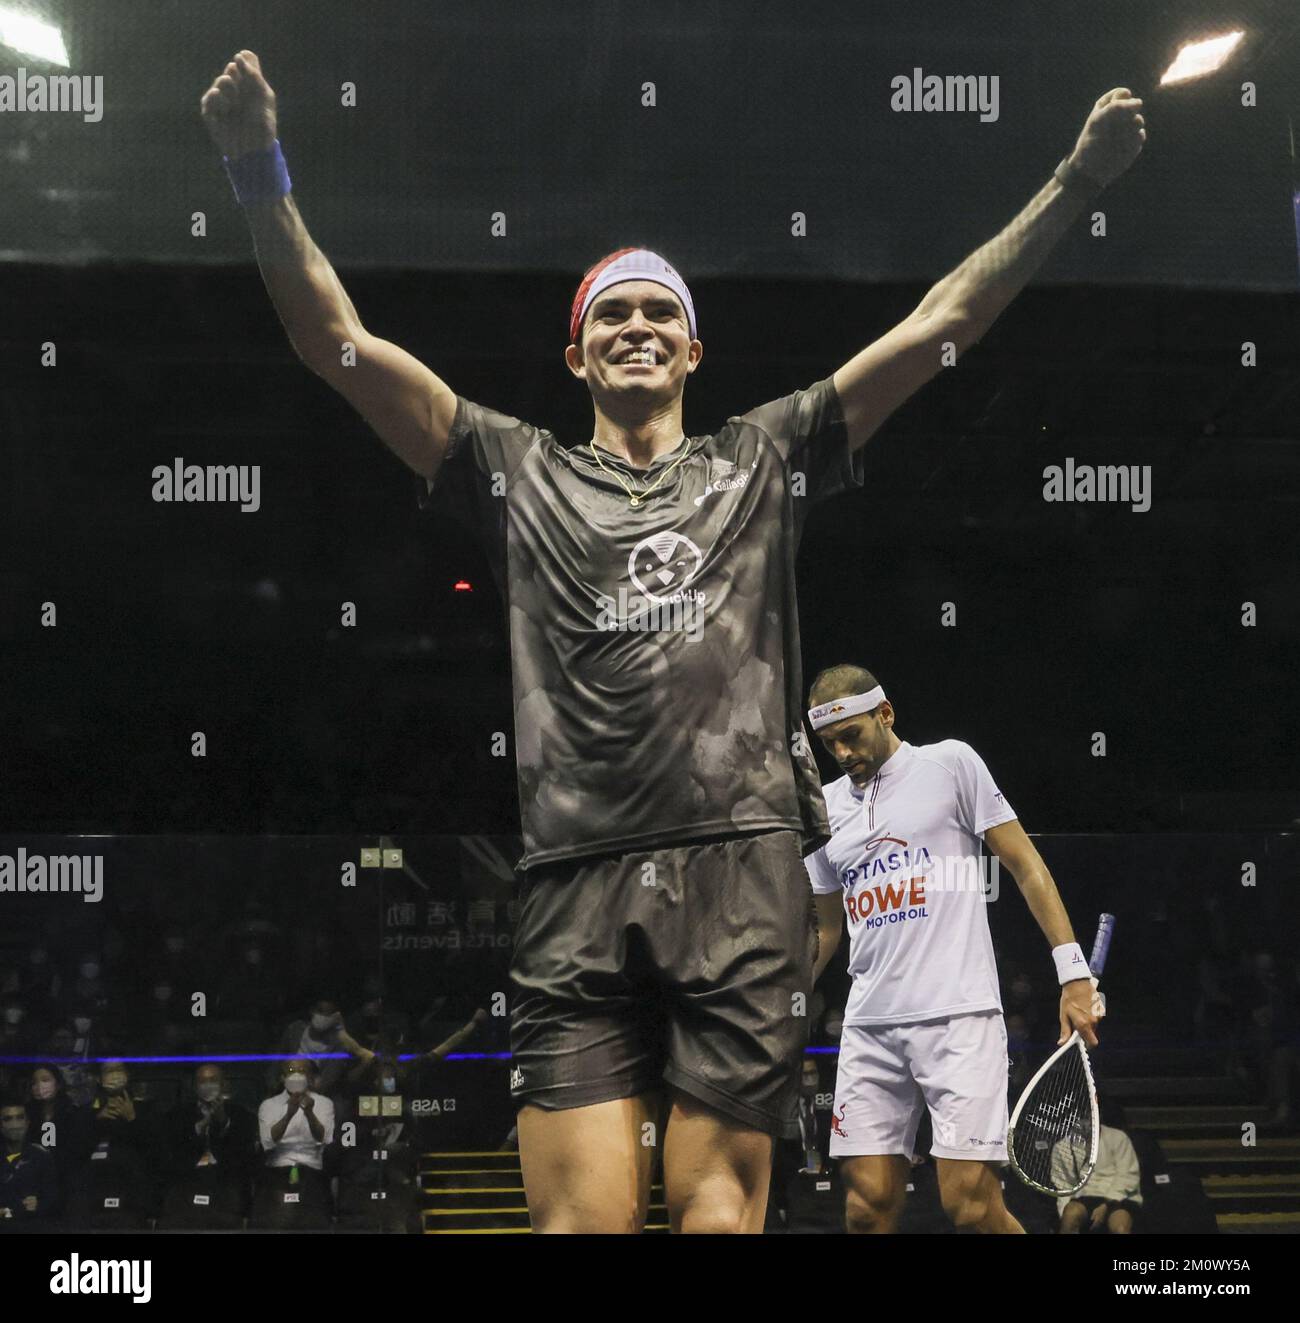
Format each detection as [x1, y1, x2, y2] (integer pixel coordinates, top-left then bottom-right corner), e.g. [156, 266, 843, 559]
[453, 580, 473, 593]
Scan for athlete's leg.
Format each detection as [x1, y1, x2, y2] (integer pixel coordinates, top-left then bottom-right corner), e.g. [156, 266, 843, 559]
[662, 1088, 773, 1233]
[839, 1154, 910, 1232]
[935, 1158, 1025, 1233]
[1058, 1198, 1089, 1233]
[518, 1089, 660, 1233]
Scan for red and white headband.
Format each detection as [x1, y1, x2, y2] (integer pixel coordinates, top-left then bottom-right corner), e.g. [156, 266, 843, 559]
[807, 687, 887, 731]
[569, 247, 697, 345]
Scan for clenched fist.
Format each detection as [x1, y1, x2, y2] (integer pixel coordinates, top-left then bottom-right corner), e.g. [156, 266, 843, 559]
[200, 50, 278, 161]
[1067, 87, 1146, 190]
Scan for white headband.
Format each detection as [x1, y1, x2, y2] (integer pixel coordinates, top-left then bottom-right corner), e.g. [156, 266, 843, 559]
[807, 687, 887, 731]
[572, 248, 697, 342]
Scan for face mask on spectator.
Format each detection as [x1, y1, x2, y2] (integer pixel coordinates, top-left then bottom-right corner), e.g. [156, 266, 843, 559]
[80, 962, 101, 980]
[73, 1016, 92, 1034]
[4, 1007, 22, 1025]
[1, 1120, 27, 1144]
[381, 1075, 397, 1094]
[196, 1082, 221, 1103]
[153, 986, 173, 1002]
[102, 1072, 128, 1093]
[33, 1078, 57, 1101]
[245, 948, 262, 966]
[309, 1013, 337, 1033]
[285, 1072, 308, 1094]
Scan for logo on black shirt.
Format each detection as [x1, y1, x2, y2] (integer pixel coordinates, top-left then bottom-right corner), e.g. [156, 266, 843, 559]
[628, 532, 704, 603]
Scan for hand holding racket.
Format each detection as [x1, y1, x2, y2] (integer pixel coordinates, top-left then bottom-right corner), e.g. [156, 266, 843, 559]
[1058, 948, 1104, 1048]
[1008, 914, 1114, 1197]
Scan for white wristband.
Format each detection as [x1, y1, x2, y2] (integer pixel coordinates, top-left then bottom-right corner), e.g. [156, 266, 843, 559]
[1052, 942, 1091, 985]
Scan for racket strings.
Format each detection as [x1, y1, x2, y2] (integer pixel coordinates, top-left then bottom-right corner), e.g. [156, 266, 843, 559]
[1010, 1042, 1095, 1194]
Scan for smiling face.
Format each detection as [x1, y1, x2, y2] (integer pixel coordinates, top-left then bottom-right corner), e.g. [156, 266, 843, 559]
[565, 280, 702, 409]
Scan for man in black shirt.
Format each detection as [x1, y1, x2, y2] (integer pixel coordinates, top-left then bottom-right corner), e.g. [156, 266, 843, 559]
[202, 49, 1144, 1231]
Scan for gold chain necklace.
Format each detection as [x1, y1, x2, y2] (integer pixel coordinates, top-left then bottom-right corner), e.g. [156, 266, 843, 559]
[588, 436, 691, 507]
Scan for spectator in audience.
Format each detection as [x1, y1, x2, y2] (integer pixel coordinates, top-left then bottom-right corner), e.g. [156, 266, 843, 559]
[258, 1058, 334, 1181]
[19, 946, 61, 1012]
[273, 1000, 374, 1097]
[25, 1066, 90, 1218]
[216, 941, 285, 1024]
[61, 954, 111, 1021]
[26, 1066, 93, 1168]
[44, 1023, 97, 1107]
[1057, 1102, 1142, 1234]
[0, 1101, 59, 1225]
[90, 1060, 153, 1156]
[348, 975, 410, 1050]
[153, 928, 207, 999]
[161, 1065, 257, 1185]
[1, 999, 38, 1058]
[138, 978, 193, 1054]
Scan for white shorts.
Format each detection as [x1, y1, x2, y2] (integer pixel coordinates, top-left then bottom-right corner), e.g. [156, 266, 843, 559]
[829, 1010, 1009, 1162]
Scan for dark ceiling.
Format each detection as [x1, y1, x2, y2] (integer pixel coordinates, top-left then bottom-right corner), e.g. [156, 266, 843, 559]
[2, 0, 1299, 287]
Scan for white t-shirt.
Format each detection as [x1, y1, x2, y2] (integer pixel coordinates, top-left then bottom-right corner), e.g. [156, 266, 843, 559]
[805, 739, 1017, 1026]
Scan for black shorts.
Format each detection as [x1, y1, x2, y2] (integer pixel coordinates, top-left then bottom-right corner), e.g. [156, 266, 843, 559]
[508, 829, 818, 1140]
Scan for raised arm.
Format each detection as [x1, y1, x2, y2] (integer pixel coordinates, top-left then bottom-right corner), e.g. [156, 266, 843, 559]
[200, 51, 457, 481]
[832, 88, 1145, 453]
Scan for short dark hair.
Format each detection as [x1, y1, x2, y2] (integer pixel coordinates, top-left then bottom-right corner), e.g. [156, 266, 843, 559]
[808, 663, 881, 709]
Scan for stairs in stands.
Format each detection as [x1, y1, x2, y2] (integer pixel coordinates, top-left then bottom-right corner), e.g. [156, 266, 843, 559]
[420, 1151, 671, 1233]
[1101, 1042, 1299, 1235]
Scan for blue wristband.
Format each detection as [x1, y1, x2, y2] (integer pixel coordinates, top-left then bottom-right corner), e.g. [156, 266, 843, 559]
[223, 139, 292, 205]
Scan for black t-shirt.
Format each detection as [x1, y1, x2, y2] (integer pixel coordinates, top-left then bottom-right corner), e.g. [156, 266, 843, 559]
[422, 377, 864, 870]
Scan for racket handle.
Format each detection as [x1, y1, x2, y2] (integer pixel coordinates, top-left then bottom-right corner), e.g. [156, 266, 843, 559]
[1090, 913, 1115, 976]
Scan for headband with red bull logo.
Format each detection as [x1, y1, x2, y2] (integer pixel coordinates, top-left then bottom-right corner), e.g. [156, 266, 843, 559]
[569, 247, 697, 345]
[807, 686, 888, 731]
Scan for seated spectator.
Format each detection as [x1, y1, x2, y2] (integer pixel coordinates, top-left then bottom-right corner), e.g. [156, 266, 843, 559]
[17, 946, 61, 1015]
[253, 1059, 334, 1229]
[58, 954, 111, 1024]
[1, 999, 39, 1059]
[348, 974, 410, 1050]
[43, 1025, 97, 1108]
[215, 942, 284, 1024]
[1058, 1105, 1142, 1234]
[258, 1059, 334, 1176]
[273, 1001, 374, 1097]
[89, 1061, 155, 1158]
[162, 1064, 258, 1182]
[157, 1065, 257, 1228]
[26, 1066, 93, 1173]
[0, 1101, 59, 1226]
[136, 978, 195, 1054]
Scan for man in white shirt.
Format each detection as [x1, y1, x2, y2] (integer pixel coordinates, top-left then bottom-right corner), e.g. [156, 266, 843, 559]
[258, 1058, 335, 1171]
[804, 664, 1100, 1233]
[1057, 1120, 1142, 1233]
